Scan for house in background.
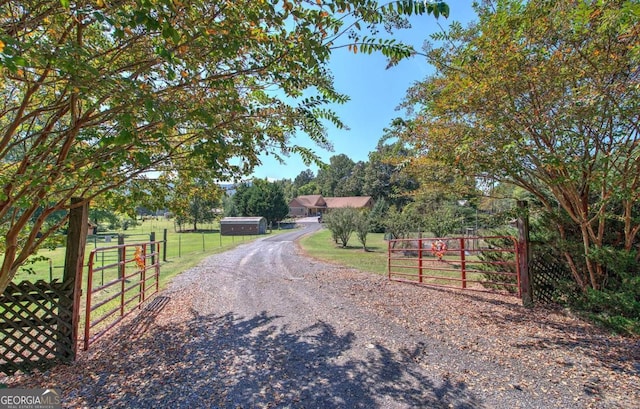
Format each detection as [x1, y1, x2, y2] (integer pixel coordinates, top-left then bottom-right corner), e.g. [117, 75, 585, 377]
[288, 195, 373, 217]
[324, 196, 374, 211]
[288, 195, 327, 217]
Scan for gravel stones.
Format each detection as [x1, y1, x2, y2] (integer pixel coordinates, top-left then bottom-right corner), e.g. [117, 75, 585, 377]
[2, 224, 638, 408]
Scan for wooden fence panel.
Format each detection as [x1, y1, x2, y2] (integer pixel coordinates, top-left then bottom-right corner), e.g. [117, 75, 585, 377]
[530, 254, 570, 305]
[0, 280, 74, 375]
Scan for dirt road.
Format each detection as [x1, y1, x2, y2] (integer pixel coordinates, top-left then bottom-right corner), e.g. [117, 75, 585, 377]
[5, 221, 639, 408]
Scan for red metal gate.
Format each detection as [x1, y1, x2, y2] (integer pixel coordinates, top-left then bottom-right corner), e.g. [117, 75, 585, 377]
[83, 241, 160, 350]
[387, 236, 521, 296]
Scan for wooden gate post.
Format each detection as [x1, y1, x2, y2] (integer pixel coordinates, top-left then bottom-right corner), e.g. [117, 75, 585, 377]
[150, 231, 156, 265]
[163, 229, 168, 262]
[61, 198, 89, 360]
[117, 234, 125, 279]
[517, 200, 533, 307]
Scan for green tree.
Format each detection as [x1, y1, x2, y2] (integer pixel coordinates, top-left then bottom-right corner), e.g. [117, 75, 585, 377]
[316, 154, 355, 197]
[383, 205, 414, 240]
[367, 197, 389, 233]
[0, 0, 450, 291]
[88, 208, 120, 232]
[298, 181, 322, 196]
[222, 194, 239, 218]
[167, 175, 221, 232]
[275, 178, 296, 205]
[419, 201, 462, 238]
[399, 0, 639, 291]
[363, 129, 419, 207]
[336, 161, 365, 197]
[293, 169, 316, 190]
[323, 207, 358, 247]
[233, 179, 289, 225]
[354, 210, 371, 251]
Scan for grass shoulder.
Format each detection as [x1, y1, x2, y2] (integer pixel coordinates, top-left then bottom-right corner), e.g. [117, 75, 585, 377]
[298, 227, 388, 276]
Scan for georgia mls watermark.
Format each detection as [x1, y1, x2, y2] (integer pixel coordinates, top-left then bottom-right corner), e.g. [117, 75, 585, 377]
[0, 389, 61, 409]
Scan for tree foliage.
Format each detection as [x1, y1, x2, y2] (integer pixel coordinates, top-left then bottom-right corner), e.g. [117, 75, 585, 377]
[167, 172, 222, 232]
[398, 0, 640, 291]
[316, 153, 355, 196]
[354, 209, 371, 250]
[323, 207, 358, 247]
[293, 169, 316, 190]
[233, 179, 289, 225]
[0, 0, 448, 291]
[363, 125, 419, 207]
[417, 201, 462, 238]
[367, 196, 389, 233]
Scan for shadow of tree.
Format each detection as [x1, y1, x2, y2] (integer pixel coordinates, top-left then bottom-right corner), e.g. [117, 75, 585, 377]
[500, 309, 640, 377]
[83, 307, 484, 408]
[375, 282, 639, 378]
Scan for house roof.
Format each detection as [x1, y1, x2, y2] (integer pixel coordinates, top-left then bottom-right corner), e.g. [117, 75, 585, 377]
[324, 196, 373, 208]
[289, 195, 326, 208]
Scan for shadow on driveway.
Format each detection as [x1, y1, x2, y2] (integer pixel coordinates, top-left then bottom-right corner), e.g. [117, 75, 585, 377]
[82, 304, 484, 408]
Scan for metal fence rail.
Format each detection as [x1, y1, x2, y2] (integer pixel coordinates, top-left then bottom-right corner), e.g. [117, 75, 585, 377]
[83, 241, 160, 350]
[388, 236, 521, 296]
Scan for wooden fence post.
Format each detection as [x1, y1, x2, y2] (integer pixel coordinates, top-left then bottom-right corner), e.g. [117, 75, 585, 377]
[163, 229, 168, 262]
[118, 234, 125, 279]
[418, 238, 423, 283]
[517, 200, 533, 307]
[61, 198, 89, 361]
[150, 232, 156, 266]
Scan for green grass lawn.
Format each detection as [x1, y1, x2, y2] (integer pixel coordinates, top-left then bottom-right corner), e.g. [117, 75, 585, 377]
[298, 228, 501, 290]
[299, 227, 390, 275]
[3, 219, 295, 348]
[11, 218, 287, 287]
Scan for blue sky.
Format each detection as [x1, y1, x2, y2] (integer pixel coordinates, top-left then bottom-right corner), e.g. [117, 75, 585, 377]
[251, 2, 478, 181]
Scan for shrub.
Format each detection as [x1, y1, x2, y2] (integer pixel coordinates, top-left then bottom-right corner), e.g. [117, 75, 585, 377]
[323, 208, 358, 247]
[354, 211, 371, 251]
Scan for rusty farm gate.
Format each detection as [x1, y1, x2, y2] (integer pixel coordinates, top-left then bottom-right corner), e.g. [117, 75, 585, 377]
[387, 236, 522, 297]
[82, 240, 160, 350]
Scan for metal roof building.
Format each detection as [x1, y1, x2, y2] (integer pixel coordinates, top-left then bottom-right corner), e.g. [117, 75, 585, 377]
[220, 217, 268, 236]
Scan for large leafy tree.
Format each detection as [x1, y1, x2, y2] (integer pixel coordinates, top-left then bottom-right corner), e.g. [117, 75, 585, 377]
[335, 160, 365, 196]
[0, 0, 449, 291]
[362, 131, 419, 207]
[323, 207, 358, 247]
[316, 153, 355, 196]
[293, 169, 316, 189]
[398, 0, 639, 290]
[167, 175, 222, 232]
[233, 179, 289, 225]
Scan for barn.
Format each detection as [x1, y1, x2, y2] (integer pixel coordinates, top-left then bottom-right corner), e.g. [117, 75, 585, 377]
[219, 217, 268, 236]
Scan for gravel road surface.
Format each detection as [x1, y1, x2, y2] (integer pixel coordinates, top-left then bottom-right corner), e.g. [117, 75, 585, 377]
[4, 221, 639, 408]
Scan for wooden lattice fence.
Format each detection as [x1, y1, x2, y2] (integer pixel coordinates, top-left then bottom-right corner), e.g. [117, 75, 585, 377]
[530, 253, 571, 305]
[0, 279, 75, 375]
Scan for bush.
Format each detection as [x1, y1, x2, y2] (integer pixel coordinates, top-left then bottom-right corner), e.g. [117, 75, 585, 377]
[323, 208, 358, 247]
[567, 285, 640, 336]
[354, 211, 371, 251]
[368, 198, 388, 233]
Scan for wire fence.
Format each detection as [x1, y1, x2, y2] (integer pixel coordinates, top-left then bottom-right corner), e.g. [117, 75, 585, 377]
[18, 228, 262, 283]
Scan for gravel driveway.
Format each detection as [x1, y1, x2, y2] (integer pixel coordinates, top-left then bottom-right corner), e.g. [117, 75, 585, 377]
[4, 221, 639, 408]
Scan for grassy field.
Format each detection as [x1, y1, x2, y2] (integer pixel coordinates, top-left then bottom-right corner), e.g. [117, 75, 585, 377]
[298, 228, 510, 291]
[299, 227, 390, 275]
[12, 218, 284, 286]
[2, 218, 295, 349]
